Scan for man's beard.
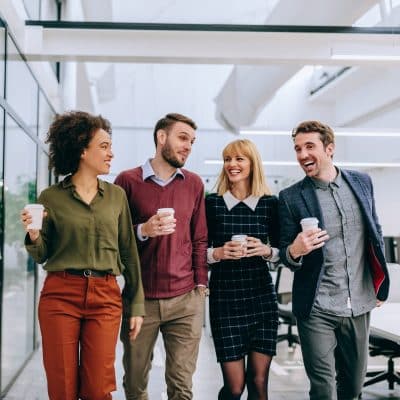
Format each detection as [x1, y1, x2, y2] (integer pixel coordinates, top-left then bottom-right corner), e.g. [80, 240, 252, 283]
[161, 143, 186, 168]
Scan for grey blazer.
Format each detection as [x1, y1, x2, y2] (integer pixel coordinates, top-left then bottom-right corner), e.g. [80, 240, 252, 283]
[279, 169, 389, 319]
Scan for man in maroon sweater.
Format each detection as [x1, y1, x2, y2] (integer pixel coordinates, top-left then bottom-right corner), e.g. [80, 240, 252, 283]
[115, 113, 208, 400]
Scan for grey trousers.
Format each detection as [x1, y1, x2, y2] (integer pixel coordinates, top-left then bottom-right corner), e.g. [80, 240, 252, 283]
[297, 308, 370, 400]
[120, 289, 204, 400]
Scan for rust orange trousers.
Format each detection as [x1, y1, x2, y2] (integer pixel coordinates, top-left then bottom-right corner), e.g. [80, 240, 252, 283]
[38, 271, 122, 400]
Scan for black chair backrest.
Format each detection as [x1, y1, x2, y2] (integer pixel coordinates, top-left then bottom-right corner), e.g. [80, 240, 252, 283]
[275, 265, 294, 305]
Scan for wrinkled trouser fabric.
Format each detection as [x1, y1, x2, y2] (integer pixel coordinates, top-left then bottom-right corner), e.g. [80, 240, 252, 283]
[39, 272, 122, 400]
[120, 289, 204, 400]
[297, 308, 370, 400]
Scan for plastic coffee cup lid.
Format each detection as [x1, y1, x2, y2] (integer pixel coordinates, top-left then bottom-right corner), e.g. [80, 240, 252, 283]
[25, 204, 44, 210]
[157, 208, 174, 214]
[231, 234, 247, 241]
[300, 217, 318, 224]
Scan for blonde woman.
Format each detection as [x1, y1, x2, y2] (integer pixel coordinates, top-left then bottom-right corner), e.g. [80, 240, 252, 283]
[206, 139, 279, 400]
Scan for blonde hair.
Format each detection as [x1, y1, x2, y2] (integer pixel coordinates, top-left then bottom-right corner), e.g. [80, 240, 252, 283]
[215, 139, 271, 196]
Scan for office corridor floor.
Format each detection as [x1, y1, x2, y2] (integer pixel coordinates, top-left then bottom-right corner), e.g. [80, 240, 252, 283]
[4, 328, 400, 399]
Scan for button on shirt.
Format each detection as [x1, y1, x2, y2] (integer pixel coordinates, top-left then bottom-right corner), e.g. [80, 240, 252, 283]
[24, 176, 145, 317]
[312, 170, 376, 317]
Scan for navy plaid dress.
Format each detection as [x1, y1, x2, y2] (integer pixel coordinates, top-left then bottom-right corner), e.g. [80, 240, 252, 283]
[206, 193, 279, 362]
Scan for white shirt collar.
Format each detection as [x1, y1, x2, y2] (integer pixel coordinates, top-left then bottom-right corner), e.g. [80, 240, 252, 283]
[141, 158, 184, 181]
[222, 191, 260, 211]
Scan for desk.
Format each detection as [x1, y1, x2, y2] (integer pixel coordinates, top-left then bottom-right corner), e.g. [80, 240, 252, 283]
[370, 302, 400, 344]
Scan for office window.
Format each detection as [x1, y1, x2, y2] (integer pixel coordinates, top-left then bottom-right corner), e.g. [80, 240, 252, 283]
[0, 21, 5, 98]
[40, 0, 59, 20]
[22, 0, 40, 20]
[38, 90, 54, 142]
[37, 92, 53, 192]
[0, 107, 4, 292]
[1, 115, 37, 391]
[6, 36, 38, 132]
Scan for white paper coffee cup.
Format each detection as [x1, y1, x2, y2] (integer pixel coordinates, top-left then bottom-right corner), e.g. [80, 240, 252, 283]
[300, 217, 319, 232]
[25, 204, 44, 230]
[157, 208, 175, 233]
[231, 234, 247, 257]
[157, 208, 175, 218]
[231, 234, 248, 244]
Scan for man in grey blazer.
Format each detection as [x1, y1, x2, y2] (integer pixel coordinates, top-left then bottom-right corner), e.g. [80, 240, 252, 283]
[279, 120, 389, 400]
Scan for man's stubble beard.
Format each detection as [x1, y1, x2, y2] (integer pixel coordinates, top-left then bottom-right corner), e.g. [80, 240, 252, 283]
[161, 142, 186, 168]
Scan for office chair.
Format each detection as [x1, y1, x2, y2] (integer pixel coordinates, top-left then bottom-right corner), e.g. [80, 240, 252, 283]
[275, 265, 300, 348]
[364, 262, 400, 390]
[364, 334, 400, 390]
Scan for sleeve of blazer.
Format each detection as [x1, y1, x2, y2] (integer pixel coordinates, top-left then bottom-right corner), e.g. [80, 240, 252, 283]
[367, 174, 385, 252]
[268, 196, 280, 248]
[278, 189, 302, 271]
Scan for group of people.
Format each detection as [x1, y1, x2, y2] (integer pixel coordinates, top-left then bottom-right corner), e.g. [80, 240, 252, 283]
[20, 111, 389, 400]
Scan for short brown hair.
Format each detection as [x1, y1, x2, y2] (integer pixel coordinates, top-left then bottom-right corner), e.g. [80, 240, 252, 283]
[46, 111, 111, 176]
[292, 120, 335, 148]
[153, 113, 197, 146]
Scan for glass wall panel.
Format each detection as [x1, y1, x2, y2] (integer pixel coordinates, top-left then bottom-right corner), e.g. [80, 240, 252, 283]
[0, 107, 4, 296]
[0, 21, 5, 98]
[22, 0, 40, 19]
[40, 0, 59, 20]
[38, 91, 53, 191]
[1, 115, 37, 391]
[6, 36, 38, 132]
[38, 91, 55, 142]
[37, 148, 49, 196]
[40, 0, 60, 76]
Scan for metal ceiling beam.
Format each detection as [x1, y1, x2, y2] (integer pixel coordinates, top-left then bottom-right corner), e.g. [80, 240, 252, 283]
[24, 21, 400, 65]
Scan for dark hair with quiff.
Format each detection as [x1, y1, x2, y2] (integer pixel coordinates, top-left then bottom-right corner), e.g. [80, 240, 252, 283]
[292, 120, 335, 148]
[153, 113, 197, 146]
[46, 111, 111, 176]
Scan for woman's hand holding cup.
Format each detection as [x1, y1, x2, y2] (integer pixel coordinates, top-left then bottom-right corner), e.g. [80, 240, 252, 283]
[20, 204, 45, 243]
[246, 236, 271, 258]
[223, 235, 248, 259]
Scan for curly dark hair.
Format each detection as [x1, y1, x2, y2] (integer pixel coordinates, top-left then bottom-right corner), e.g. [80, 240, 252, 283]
[153, 113, 197, 146]
[46, 111, 111, 176]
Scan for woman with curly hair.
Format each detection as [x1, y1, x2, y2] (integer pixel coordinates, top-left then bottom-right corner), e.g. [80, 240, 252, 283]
[20, 111, 145, 400]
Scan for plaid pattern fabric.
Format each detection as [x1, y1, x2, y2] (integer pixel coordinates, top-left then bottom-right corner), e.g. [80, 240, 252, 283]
[206, 194, 279, 362]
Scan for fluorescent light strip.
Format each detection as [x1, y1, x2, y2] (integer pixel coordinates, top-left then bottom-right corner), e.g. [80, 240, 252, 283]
[335, 162, 400, 168]
[240, 130, 289, 136]
[204, 160, 400, 168]
[332, 54, 400, 61]
[240, 130, 400, 137]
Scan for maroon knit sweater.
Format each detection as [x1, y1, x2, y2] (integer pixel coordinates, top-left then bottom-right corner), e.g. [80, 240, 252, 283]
[115, 167, 208, 299]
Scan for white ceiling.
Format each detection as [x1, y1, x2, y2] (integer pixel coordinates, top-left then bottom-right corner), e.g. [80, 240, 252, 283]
[7, 0, 400, 189]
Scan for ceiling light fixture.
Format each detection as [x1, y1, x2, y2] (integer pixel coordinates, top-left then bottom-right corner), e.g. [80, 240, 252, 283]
[240, 130, 289, 136]
[331, 54, 400, 62]
[239, 129, 400, 137]
[204, 160, 400, 168]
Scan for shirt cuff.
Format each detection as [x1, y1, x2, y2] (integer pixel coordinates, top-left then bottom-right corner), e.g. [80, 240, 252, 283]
[207, 248, 220, 264]
[136, 224, 149, 241]
[24, 232, 42, 247]
[286, 246, 303, 266]
[262, 246, 280, 263]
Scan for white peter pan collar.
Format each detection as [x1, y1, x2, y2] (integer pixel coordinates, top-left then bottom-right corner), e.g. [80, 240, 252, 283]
[222, 191, 260, 211]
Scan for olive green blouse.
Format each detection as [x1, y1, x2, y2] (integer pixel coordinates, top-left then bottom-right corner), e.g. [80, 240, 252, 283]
[25, 176, 145, 317]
